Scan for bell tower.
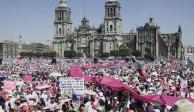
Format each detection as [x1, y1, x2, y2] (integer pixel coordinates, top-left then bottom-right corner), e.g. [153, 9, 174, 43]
[104, 0, 122, 34]
[54, 0, 72, 37]
[103, 0, 123, 53]
[53, 0, 72, 58]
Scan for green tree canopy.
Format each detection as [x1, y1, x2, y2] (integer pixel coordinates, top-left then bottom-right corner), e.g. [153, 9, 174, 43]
[64, 51, 77, 58]
[110, 50, 119, 57]
[132, 50, 141, 57]
[119, 48, 132, 57]
[100, 52, 110, 58]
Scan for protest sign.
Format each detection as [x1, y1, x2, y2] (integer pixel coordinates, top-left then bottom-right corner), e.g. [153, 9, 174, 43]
[3, 80, 16, 90]
[59, 77, 85, 96]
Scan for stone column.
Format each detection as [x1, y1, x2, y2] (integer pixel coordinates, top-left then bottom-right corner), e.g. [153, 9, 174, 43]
[177, 44, 182, 60]
[168, 45, 170, 59]
[90, 37, 95, 58]
[136, 30, 139, 50]
[155, 31, 159, 58]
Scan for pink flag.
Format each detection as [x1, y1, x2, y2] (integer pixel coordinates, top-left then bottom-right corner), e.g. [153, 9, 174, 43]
[23, 75, 32, 83]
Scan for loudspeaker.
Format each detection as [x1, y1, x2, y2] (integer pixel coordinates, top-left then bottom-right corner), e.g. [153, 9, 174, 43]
[94, 58, 98, 64]
[0, 59, 2, 64]
[52, 58, 56, 64]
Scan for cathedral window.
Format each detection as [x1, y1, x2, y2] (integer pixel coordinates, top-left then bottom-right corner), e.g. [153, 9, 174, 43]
[113, 8, 115, 16]
[59, 28, 62, 35]
[107, 8, 109, 17]
[67, 28, 69, 32]
[110, 8, 113, 17]
[62, 12, 64, 20]
[58, 12, 62, 21]
[107, 22, 109, 31]
[106, 9, 108, 17]
[114, 22, 116, 31]
[110, 25, 113, 31]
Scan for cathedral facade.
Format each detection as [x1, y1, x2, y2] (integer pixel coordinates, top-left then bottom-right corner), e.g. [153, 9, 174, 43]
[53, 0, 183, 59]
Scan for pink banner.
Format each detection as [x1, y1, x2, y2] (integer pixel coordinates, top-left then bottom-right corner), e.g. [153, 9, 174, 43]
[69, 63, 194, 106]
[3, 81, 16, 90]
[36, 84, 50, 90]
[23, 75, 32, 83]
[145, 95, 181, 106]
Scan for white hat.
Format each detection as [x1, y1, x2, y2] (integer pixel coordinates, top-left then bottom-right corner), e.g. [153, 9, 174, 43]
[7, 93, 13, 97]
[153, 109, 160, 112]
[98, 92, 103, 97]
[114, 97, 118, 100]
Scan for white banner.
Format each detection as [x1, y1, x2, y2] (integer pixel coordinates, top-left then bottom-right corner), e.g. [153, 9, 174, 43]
[59, 77, 85, 95]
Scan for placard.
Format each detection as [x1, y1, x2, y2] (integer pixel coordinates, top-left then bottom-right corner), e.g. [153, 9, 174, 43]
[59, 77, 85, 95]
[3, 81, 16, 90]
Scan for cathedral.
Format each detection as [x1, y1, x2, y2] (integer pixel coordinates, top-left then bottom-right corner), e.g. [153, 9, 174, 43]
[53, 0, 183, 59]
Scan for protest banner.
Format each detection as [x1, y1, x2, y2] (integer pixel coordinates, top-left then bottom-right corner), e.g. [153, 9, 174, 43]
[59, 77, 85, 96]
[3, 80, 16, 90]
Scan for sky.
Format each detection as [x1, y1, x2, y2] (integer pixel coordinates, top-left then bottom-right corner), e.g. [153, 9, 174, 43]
[0, 0, 194, 46]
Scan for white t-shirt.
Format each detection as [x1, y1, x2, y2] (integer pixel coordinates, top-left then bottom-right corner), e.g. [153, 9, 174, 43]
[85, 101, 97, 112]
[47, 102, 57, 111]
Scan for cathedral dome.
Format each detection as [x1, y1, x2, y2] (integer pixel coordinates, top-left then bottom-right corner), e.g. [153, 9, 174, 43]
[59, 0, 67, 7]
[144, 17, 157, 27]
[81, 17, 89, 22]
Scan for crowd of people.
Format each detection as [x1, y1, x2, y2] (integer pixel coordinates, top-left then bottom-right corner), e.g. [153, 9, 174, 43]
[0, 57, 193, 112]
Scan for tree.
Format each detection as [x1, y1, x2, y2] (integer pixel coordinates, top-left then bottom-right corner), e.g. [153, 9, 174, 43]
[132, 50, 141, 57]
[76, 52, 83, 57]
[47, 51, 56, 58]
[119, 48, 131, 57]
[85, 53, 91, 58]
[20, 51, 57, 58]
[100, 52, 110, 58]
[64, 51, 77, 58]
[110, 50, 119, 57]
[42, 51, 56, 58]
[20, 52, 34, 57]
[144, 54, 155, 61]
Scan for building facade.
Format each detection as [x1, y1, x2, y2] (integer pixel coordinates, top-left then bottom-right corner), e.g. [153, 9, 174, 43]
[184, 46, 194, 54]
[22, 43, 52, 53]
[136, 18, 183, 59]
[53, 0, 72, 57]
[53, 0, 183, 59]
[0, 40, 54, 59]
[2, 40, 19, 59]
[0, 43, 3, 59]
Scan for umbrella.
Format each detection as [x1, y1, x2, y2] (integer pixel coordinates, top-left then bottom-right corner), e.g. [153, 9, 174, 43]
[35, 84, 50, 90]
[175, 99, 194, 112]
[49, 72, 62, 77]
